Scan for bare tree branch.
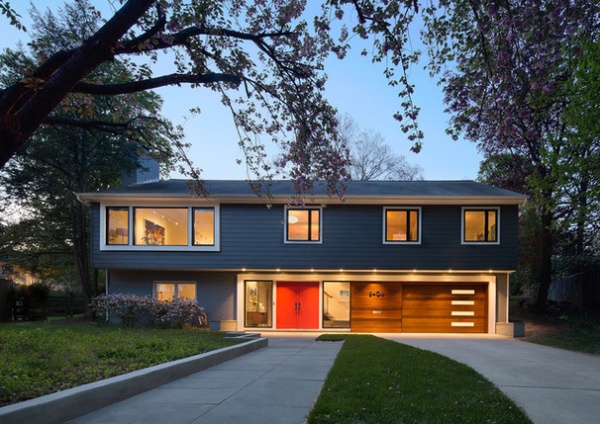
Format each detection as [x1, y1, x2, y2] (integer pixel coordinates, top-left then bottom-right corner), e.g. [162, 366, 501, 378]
[73, 72, 241, 95]
[0, 0, 155, 167]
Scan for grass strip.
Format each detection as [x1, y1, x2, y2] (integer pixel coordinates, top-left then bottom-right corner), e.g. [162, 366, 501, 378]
[0, 321, 240, 407]
[530, 326, 600, 356]
[308, 335, 531, 424]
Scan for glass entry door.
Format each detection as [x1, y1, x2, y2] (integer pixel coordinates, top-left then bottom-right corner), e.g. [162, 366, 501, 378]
[323, 281, 350, 328]
[244, 281, 272, 327]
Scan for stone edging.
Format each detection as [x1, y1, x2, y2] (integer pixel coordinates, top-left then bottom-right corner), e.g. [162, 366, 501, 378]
[0, 337, 268, 424]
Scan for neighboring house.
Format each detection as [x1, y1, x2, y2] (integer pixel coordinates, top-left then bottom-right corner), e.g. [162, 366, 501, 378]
[77, 179, 526, 335]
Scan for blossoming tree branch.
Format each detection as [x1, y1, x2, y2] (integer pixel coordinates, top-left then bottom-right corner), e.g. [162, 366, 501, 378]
[0, 0, 427, 197]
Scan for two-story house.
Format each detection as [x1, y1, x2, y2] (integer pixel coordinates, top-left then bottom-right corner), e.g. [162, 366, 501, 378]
[77, 179, 526, 335]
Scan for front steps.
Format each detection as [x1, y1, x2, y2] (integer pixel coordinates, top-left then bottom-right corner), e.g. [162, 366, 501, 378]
[224, 331, 262, 340]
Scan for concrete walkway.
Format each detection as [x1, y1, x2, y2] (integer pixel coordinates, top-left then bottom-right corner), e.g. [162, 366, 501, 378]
[384, 334, 600, 424]
[68, 335, 342, 424]
[14, 332, 598, 424]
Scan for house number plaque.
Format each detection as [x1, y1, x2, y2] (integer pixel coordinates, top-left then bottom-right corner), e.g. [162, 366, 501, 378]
[369, 291, 385, 298]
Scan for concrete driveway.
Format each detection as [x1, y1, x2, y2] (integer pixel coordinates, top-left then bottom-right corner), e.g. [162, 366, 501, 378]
[383, 334, 600, 424]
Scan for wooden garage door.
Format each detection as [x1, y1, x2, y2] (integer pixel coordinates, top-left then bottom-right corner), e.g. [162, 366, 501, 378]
[351, 282, 402, 332]
[402, 284, 488, 333]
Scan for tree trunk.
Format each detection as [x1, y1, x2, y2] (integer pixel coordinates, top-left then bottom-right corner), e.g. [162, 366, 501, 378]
[72, 200, 93, 311]
[576, 178, 588, 257]
[535, 207, 553, 310]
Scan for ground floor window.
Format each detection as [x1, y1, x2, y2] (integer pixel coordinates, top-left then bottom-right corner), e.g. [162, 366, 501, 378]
[155, 282, 196, 301]
[323, 281, 350, 328]
[245, 280, 273, 327]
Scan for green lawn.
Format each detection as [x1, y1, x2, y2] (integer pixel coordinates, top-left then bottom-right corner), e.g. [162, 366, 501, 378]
[528, 315, 600, 356]
[2, 321, 566, 422]
[511, 306, 600, 356]
[0, 321, 240, 407]
[308, 335, 531, 424]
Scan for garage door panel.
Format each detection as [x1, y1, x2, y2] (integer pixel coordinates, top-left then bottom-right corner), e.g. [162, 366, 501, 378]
[402, 301, 486, 318]
[403, 286, 486, 299]
[402, 284, 488, 333]
[351, 318, 402, 333]
[402, 318, 487, 333]
[351, 282, 402, 333]
[352, 284, 402, 304]
[402, 308, 482, 318]
[349, 282, 488, 333]
[351, 309, 401, 319]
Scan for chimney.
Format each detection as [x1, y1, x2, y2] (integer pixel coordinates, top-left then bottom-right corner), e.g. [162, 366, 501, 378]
[121, 144, 161, 186]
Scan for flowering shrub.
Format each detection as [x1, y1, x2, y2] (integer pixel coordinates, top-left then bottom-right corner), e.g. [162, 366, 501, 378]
[89, 294, 208, 329]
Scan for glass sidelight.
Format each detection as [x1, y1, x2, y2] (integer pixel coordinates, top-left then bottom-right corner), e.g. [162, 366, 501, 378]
[323, 281, 350, 328]
[245, 280, 272, 327]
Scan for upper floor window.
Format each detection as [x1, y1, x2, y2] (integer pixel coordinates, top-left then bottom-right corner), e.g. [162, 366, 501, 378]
[285, 207, 322, 243]
[102, 205, 219, 251]
[193, 208, 216, 246]
[134, 207, 188, 246]
[106, 207, 129, 245]
[462, 208, 499, 244]
[384, 207, 420, 244]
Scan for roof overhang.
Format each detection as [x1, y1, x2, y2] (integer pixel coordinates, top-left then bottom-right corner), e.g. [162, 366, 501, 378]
[76, 192, 526, 206]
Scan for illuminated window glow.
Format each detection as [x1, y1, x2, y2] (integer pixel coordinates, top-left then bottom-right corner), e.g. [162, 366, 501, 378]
[384, 208, 420, 243]
[286, 208, 321, 242]
[193, 208, 215, 245]
[106, 207, 129, 245]
[134, 208, 188, 246]
[103, 205, 219, 250]
[155, 282, 196, 301]
[463, 209, 498, 243]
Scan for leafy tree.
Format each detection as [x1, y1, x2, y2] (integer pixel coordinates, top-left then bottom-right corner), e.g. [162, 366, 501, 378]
[478, 155, 541, 298]
[0, 1, 25, 31]
[477, 154, 534, 196]
[340, 114, 423, 180]
[0, 2, 177, 307]
[3, 0, 595, 308]
[424, 0, 600, 308]
[558, 40, 600, 259]
[0, 0, 431, 197]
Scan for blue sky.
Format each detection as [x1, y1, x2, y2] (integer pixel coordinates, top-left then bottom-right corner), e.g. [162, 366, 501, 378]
[1, 1, 483, 181]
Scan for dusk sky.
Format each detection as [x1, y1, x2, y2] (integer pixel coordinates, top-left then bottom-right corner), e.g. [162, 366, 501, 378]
[1, 1, 483, 181]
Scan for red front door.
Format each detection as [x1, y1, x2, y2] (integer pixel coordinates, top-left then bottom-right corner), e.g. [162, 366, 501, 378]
[276, 281, 320, 329]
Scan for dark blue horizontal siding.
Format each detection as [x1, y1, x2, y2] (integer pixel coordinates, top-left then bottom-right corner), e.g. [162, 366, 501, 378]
[91, 203, 519, 271]
[108, 270, 236, 321]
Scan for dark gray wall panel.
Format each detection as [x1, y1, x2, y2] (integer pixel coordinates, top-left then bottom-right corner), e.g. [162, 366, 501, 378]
[93, 204, 519, 271]
[108, 270, 236, 321]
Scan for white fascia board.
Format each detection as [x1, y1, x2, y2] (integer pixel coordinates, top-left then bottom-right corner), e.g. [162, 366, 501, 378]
[77, 192, 527, 206]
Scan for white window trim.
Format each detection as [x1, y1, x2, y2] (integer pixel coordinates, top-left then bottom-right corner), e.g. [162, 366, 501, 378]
[461, 206, 501, 245]
[382, 206, 422, 245]
[153, 281, 197, 301]
[100, 203, 220, 251]
[283, 206, 323, 244]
